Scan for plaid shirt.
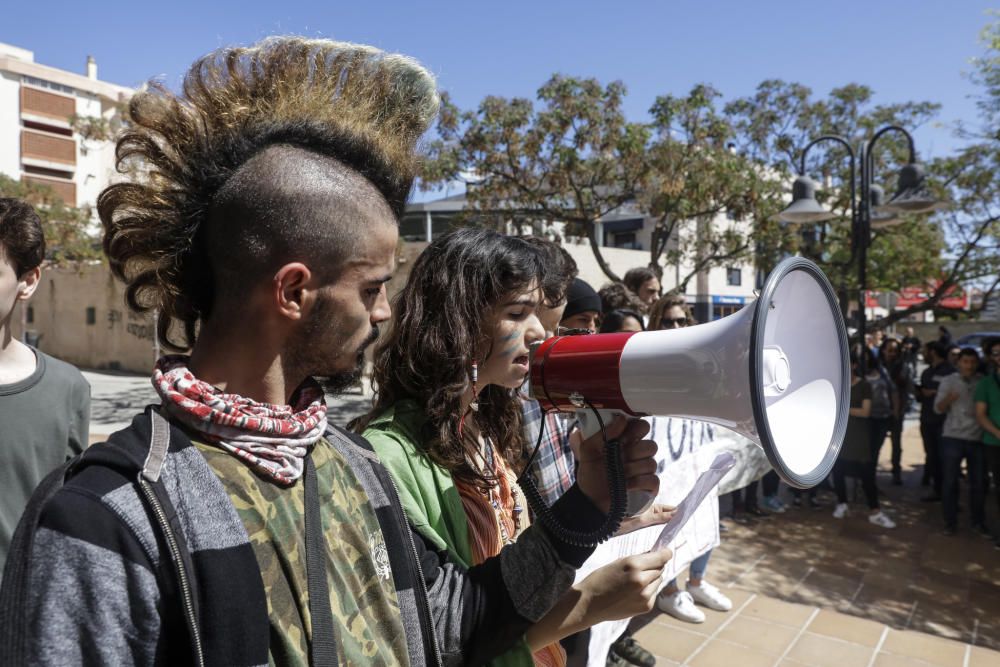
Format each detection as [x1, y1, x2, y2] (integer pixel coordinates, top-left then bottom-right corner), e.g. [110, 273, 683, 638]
[521, 398, 577, 506]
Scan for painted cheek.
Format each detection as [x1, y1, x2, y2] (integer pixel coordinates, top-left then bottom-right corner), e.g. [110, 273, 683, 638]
[498, 328, 521, 359]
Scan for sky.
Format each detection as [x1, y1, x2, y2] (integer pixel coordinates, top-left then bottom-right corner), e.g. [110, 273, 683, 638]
[3, 0, 995, 198]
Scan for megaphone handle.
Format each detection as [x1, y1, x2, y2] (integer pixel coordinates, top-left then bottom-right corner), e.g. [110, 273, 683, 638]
[575, 408, 656, 517]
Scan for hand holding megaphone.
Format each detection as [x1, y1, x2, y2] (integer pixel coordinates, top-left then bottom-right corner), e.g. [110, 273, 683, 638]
[572, 415, 659, 515]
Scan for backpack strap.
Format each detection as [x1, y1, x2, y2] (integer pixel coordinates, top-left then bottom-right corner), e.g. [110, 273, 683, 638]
[0, 456, 79, 664]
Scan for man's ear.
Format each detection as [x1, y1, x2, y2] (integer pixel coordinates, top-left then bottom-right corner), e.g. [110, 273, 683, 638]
[16, 266, 41, 301]
[272, 262, 315, 321]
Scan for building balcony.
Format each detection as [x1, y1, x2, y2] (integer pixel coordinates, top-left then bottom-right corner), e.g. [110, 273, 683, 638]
[21, 128, 76, 168]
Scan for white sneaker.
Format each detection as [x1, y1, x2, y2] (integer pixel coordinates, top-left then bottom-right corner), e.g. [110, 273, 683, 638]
[869, 511, 896, 529]
[687, 580, 732, 611]
[833, 503, 848, 519]
[657, 590, 706, 623]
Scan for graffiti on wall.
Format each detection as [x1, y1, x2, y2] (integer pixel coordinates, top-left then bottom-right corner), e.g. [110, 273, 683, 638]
[104, 308, 155, 341]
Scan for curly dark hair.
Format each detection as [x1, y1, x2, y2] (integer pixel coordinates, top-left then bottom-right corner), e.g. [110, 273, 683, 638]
[98, 37, 438, 350]
[0, 198, 45, 276]
[598, 281, 646, 315]
[520, 236, 578, 306]
[357, 228, 551, 489]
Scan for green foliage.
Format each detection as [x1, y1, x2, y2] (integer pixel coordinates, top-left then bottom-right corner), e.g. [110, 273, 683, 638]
[68, 99, 131, 145]
[424, 76, 654, 280]
[642, 84, 785, 291]
[422, 77, 773, 284]
[0, 174, 102, 265]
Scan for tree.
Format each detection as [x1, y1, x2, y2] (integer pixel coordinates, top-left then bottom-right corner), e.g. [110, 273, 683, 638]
[724, 80, 954, 327]
[422, 78, 785, 286]
[422, 76, 652, 282]
[0, 174, 102, 264]
[641, 84, 784, 293]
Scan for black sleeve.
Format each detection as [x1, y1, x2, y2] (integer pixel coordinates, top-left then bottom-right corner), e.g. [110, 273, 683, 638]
[413, 525, 530, 666]
[415, 483, 606, 665]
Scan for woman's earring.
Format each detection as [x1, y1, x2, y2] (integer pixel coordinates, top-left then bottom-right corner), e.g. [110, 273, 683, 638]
[470, 359, 479, 412]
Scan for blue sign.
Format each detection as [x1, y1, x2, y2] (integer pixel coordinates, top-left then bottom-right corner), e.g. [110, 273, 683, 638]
[711, 295, 749, 305]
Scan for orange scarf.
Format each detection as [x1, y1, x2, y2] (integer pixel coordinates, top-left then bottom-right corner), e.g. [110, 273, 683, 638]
[455, 447, 566, 667]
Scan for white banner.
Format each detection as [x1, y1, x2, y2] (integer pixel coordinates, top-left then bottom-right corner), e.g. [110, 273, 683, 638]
[573, 417, 751, 666]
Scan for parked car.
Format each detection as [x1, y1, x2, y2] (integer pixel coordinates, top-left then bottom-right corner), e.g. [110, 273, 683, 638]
[955, 331, 1000, 356]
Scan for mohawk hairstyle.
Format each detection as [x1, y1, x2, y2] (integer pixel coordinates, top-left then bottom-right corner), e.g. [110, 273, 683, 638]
[99, 37, 439, 350]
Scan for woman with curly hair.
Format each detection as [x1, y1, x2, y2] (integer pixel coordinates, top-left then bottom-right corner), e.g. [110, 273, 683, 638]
[357, 229, 670, 667]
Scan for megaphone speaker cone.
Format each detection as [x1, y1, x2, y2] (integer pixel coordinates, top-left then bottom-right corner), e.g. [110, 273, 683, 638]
[749, 257, 850, 488]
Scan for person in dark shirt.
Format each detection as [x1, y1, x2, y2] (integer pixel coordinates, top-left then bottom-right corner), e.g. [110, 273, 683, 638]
[0, 198, 90, 574]
[917, 341, 955, 500]
[879, 337, 911, 485]
[832, 347, 896, 528]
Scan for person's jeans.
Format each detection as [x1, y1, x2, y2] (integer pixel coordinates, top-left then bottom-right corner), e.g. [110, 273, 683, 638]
[941, 437, 987, 528]
[869, 417, 891, 475]
[920, 420, 944, 495]
[667, 549, 713, 587]
[887, 415, 904, 475]
[833, 459, 879, 510]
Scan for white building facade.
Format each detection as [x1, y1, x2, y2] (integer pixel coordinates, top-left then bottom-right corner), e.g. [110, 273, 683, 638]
[0, 42, 132, 210]
[403, 196, 759, 322]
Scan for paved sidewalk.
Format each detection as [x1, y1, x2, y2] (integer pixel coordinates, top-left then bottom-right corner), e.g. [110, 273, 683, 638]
[631, 421, 1000, 666]
[631, 588, 997, 666]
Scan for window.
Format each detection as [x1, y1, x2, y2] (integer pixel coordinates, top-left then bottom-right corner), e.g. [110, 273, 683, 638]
[86, 307, 96, 325]
[726, 267, 742, 286]
[612, 232, 640, 250]
[23, 76, 75, 96]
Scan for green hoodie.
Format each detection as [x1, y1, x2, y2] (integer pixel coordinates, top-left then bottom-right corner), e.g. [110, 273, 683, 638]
[364, 399, 536, 667]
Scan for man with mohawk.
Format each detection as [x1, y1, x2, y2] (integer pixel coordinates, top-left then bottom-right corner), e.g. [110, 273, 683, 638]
[0, 38, 656, 667]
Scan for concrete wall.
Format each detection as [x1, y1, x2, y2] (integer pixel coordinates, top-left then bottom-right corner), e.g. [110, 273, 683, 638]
[12, 263, 158, 373]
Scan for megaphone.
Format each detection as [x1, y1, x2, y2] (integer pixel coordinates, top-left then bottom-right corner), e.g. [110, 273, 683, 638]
[529, 256, 850, 516]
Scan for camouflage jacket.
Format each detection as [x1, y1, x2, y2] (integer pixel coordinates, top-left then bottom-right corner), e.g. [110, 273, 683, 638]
[3, 407, 599, 666]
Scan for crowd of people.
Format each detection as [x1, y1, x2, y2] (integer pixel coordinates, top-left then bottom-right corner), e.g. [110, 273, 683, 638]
[1, 35, 999, 667]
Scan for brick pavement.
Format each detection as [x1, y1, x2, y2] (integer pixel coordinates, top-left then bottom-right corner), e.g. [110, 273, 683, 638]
[630, 423, 1000, 666]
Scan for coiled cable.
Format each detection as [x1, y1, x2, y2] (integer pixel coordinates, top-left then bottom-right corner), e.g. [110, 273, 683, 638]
[518, 402, 628, 547]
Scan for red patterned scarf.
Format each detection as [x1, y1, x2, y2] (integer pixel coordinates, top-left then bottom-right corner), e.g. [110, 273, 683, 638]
[152, 355, 327, 484]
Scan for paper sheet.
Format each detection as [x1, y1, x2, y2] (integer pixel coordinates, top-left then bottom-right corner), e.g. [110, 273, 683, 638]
[649, 452, 736, 553]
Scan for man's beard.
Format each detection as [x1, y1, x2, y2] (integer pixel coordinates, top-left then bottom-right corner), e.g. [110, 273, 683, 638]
[316, 325, 380, 395]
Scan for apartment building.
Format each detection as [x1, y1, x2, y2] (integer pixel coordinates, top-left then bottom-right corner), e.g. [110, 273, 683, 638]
[0, 42, 132, 208]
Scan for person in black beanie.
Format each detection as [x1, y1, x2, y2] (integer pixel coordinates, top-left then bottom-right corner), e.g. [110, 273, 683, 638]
[561, 278, 602, 334]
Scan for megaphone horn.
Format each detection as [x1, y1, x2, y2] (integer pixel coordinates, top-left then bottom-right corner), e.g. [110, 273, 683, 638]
[530, 257, 850, 490]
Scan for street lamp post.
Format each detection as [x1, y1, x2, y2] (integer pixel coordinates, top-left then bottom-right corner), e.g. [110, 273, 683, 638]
[778, 126, 940, 375]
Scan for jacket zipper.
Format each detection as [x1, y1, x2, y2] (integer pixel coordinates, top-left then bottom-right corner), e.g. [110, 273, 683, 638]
[138, 479, 206, 667]
[384, 473, 443, 667]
